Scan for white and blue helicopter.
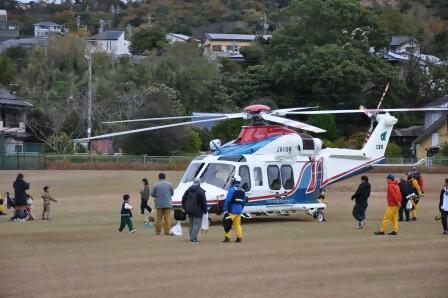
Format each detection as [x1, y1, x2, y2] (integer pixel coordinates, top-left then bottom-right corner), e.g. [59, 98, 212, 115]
[77, 104, 447, 222]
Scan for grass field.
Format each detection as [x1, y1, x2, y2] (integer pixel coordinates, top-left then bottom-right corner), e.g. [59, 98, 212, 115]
[0, 171, 447, 298]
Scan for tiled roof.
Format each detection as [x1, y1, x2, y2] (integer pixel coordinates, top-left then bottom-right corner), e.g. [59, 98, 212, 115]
[88, 31, 124, 41]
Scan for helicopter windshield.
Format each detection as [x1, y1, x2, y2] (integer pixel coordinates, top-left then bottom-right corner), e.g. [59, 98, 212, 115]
[181, 163, 205, 183]
[200, 163, 235, 190]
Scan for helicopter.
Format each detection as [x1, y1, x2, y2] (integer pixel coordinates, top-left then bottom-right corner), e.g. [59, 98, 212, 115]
[76, 104, 447, 222]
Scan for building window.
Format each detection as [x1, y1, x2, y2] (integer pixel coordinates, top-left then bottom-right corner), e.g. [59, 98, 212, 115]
[432, 132, 439, 146]
[211, 45, 222, 52]
[267, 165, 281, 190]
[15, 144, 23, 153]
[281, 165, 295, 190]
[254, 167, 263, 186]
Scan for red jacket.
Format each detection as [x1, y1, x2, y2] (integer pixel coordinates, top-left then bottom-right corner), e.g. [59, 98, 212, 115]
[387, 180, 402, 207]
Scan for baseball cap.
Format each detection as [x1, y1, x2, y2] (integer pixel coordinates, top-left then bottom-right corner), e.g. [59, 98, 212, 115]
[386, 174, 395, 180]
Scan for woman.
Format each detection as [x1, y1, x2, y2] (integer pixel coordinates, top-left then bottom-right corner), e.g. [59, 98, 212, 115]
[140, 178, 152, 215]
[439, 178, 448, 235]
[13, 173, 30, 220]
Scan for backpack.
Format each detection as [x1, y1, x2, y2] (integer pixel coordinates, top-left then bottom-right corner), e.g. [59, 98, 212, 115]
[184, 189, 199, 214]
[231, 187, 247, 206]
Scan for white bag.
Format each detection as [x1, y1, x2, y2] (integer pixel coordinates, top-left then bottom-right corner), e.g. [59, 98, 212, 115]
[406, 199, 413, 211]
[169, 221, 183, 236]
[201, 212, 209, 232]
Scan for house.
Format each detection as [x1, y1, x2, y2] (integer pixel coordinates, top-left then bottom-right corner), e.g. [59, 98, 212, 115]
[166, 33, 190, 44]
[0, 10, 19, 41]
[87, 31, 130, 56]
[203, 33, 271, 60]
[412, 95, 448, 158]
[34, 21, 64, 37]
[389, 36, 420, 54]
[0, 90, 39, 155]
[0, 37, 46, 53]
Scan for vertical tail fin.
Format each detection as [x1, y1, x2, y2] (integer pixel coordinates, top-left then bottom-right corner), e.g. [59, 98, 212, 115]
[362, 113, 397, 158]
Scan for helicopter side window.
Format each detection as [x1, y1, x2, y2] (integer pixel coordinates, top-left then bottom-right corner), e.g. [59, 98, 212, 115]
[281, 165, 295, 190]
[253, 167, 263, 186]
[238, 165, 251, 191]
[200, 163, 235, 190]
[181, 163, 205, 183]
[267, 165, 281, 190]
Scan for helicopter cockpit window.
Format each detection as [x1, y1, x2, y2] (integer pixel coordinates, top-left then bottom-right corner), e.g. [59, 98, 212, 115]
[281, 165, 295, 189]
[238, 165, 251, 191]
[200, 163, 235, 190]
[181, 163, 205, 183]
[254, 167, 263, 186]
[267, 165, 281, 190]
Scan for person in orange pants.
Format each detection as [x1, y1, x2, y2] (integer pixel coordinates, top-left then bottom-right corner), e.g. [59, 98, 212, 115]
[375, 174, 402, 236]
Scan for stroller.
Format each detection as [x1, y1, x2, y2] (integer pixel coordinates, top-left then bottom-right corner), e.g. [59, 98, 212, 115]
[6, 192, 29, 221]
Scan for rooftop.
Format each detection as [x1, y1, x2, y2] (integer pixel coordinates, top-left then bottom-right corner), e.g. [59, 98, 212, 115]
[88, 31, 124, 41]
[34, 21, 62, 27]
[0, 90, 33, 108]
[390, 35, 418, 46]
[166, 33, 191, 41]
[205, 33, 271, 41]
[422, 95, 448, 108]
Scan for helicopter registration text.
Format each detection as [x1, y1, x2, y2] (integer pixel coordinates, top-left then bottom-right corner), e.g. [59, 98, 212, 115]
[276, 146, 293, 154]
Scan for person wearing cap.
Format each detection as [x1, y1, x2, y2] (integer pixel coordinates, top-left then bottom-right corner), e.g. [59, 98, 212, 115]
[151, 173, 174, 235]
[223, 175, 247, 243]
[351, 175, 371, 229]
[182, 178, 207, 242]
[439, 178, 448, 235]
[374, 174, 402, 235]
[410, 167, 424, 192]
[407, 173, 423, 221]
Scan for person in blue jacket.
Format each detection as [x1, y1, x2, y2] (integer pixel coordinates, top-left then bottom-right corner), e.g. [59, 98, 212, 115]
[223, 175, 247, 243]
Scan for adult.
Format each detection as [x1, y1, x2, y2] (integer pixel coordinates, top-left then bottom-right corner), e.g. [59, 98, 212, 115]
[439, 178, 448, 235]
[13, 173, 29, 219]
[140, 178, 152, 215]
[407, 174, 423, 221]
[223, 175, 247, 243]
[374, 174, 402, 236]
[151, 173, 174, 235]
[410, 167, 424, 193]
[182, 178, 207, 242]
[398, 176, 413, 222]
[351, 175, 371, 229]
[13, 173, 29, 207]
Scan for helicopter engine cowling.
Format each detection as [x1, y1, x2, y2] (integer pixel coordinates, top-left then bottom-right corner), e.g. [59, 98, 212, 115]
[298, 133, 322, 155]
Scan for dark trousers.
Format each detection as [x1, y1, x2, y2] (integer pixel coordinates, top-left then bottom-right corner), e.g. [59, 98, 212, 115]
[118, 216, 134, 231]
[399, 203, 410, 221]
[188, 215, 202, 241]
[140, 199, 152, 215]
[352, 203, 367, 222]
[441, 210, 448, 231]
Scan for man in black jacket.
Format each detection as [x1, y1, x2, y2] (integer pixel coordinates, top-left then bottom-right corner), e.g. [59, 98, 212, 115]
[182, 178, 207, 242]
[398, 176, 413, 222]
[351, 175, 371, 229]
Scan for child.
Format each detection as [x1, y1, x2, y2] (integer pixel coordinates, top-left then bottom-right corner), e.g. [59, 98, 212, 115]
[26, 194, 35, 220]
[41, 186, 57, 220]
[0, 194, 6, 215]
[118, 194, 136, 233]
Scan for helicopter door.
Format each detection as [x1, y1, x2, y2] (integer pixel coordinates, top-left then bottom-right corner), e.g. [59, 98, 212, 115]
[238, 165, 252, 192]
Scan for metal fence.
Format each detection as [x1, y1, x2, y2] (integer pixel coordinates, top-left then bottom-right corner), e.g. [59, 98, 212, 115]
[0, 154, 45, 170]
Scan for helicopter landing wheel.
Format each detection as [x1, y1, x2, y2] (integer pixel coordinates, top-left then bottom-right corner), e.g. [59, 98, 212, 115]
[314, 210, 326, 222]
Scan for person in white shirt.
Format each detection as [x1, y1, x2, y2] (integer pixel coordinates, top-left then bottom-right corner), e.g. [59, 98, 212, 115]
[439, 178, 448, 235]
[26, 194, 35, 220]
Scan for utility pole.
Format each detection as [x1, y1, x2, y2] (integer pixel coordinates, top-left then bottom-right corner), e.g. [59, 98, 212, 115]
[87, 52, 92, 141]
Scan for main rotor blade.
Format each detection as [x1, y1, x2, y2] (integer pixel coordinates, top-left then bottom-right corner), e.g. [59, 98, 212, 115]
[261, 113, 326, 133]
[287, 107, 448, 115]
[272, 106, 319, 116]
[102, 115, 224, 124]
[75, 114, 243, 142]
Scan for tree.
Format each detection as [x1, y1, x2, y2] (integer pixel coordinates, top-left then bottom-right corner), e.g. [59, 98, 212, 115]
[386, 142, 403, 158]
[211, 119, 245, 143]
[307, 114, 340, 140]
[130, 27, 167, 55]
[0, 55, 14, 86]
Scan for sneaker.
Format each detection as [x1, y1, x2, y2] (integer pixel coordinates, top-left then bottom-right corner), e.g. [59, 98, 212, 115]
[361, 220, 367, 228]
[411, 217, 417, 221]
[129, 230, 136, 233]
[374, 231, 385, 235]
[356, 222, 362, 229]
[190, 239, 200, 243]
[235, 237, 242, 243]
[388, 231, 398, 235]
[223, 237, 230, 243]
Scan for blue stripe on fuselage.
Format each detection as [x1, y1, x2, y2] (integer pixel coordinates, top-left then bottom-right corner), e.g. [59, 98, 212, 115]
[217, 135, 282, 156]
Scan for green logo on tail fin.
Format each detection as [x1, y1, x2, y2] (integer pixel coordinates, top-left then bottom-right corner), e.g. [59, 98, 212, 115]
[380, 132, 387, 141]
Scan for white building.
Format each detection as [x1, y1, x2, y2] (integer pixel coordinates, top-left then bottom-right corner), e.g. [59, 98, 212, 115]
[165, 33, 191, 44]
[389, 36, 420, 54]
[87, 31, 130, 56]
[34, 21, 64, 37]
